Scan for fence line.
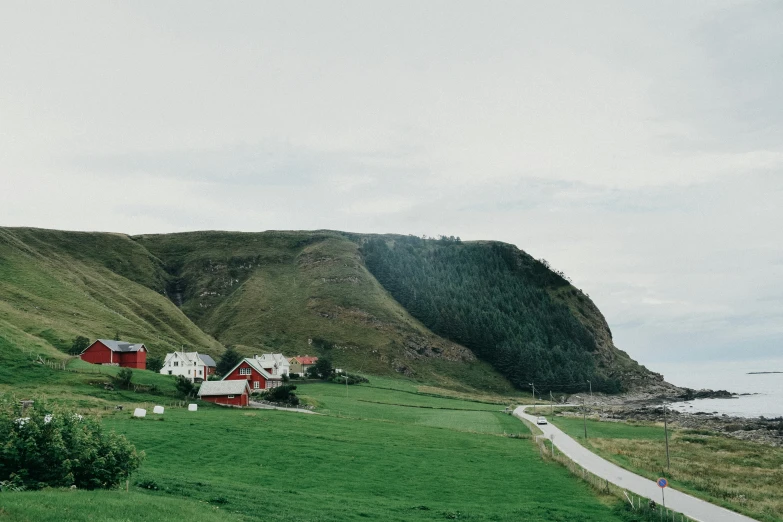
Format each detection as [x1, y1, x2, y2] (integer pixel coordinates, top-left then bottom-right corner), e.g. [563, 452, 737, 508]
[530, 430, 695, 521]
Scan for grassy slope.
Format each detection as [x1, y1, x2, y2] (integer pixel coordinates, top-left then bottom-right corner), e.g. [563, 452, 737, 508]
[544, 413, 783, 522]
[0, 490, 238, 522]
[0, 227, 223, 361]
[0, 333, 186, 411]
[1, 382, 634, 522]
[136, 231, 516, 393]
[0, 226, 653, 394]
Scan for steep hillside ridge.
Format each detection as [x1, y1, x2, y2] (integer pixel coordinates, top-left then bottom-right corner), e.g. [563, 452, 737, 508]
[0, 227, 224, 361]
[357, 234, 663, 392]
[547, 285, 666, 391]
[0, 226, 662, 394]
[134, 231, 513, 392]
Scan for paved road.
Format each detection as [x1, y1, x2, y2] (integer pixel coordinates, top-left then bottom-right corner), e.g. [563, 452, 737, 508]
[513, 406, 758, 522]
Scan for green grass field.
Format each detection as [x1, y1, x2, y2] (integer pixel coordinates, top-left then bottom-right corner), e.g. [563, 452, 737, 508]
[541, 412, 665, 441]
[0, 381, 652, 522]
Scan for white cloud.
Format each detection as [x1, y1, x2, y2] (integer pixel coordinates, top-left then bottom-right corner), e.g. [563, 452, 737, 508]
[1, 1, 782, 370]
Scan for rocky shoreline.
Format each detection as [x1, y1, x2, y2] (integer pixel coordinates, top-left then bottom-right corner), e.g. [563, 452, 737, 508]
[560, 385, 783, 447]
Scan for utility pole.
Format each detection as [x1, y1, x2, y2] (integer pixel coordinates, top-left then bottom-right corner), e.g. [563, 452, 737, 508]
[587, 380, 592, 403]
[663, 400, 671, 471]
[529, 382, 536, 413]
[550, 391, 554, 416]
[344, 375, 349, 397]
[582, 396, 588, 440]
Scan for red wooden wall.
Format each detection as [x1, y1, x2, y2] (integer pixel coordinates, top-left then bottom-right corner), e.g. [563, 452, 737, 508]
[80, 342, 113, 364]
[79, 341, 147, 369]
[201, 393, 248, 407]
[224, 361, 268, 391]
[118, 350, 147, 369]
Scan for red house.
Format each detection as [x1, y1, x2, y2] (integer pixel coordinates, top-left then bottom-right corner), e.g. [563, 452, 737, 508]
[80, 339, 147, 369]
[198, 380, 251, 406]
[223, 358, 282, 392]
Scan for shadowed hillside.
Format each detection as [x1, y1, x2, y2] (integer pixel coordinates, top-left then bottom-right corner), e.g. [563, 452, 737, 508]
[358, 234, 661, 393]
[135, 231, 512, 392]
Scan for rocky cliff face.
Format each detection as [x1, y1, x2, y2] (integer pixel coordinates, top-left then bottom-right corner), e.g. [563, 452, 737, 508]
[549, 284, 677, 392]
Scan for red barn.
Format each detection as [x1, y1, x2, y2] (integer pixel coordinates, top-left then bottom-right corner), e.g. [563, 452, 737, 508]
[80, 339, 147, 369]
[198, 380, 251, 406]
[223, 358, 282, 392]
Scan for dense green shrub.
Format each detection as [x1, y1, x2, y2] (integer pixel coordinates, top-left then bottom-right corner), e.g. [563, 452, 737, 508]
[0, 398, 144, 490]
[114, 368, 133, 390]
[69, 336, 90, 355]
[328, 373, 368, 385]
[260, 384, 299, 406]
[307, 358, 334, 380]
[146, 355, 164, 373]
[174, 375, 196, 398]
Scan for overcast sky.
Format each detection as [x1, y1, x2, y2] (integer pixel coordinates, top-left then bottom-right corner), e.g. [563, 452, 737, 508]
[2, 1, 782, 374]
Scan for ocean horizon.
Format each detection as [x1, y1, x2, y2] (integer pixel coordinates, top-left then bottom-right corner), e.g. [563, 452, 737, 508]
[653, 358, 783, 418]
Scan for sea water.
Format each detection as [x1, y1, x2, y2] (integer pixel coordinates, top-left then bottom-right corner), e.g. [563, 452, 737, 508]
[654, 358, 783, 419]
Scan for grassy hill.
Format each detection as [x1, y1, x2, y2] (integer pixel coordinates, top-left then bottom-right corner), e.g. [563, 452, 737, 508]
[0, 226, 661, 394]
[134, 230, 510, 392]
[0, 228, 223, 366]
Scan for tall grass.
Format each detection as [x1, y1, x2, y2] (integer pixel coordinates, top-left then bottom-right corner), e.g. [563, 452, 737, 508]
[548, 414, 783, 522]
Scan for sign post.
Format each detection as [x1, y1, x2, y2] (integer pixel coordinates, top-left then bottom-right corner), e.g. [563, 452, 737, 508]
[657, 477, 668, 515]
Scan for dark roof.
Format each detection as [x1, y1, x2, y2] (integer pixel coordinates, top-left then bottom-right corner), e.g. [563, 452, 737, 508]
[198, 380, 250, 396]
[199, 354, 217, 367]
[96, 339, 146, 352]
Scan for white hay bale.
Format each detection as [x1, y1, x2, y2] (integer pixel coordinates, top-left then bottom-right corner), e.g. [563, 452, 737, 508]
[188, 404, 198, 412]
[133, 408, 146, 418]
[153, 405, 164, 414]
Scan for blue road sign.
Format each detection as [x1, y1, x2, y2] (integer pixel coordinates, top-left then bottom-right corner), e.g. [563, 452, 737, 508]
[657, 478, 669, 488]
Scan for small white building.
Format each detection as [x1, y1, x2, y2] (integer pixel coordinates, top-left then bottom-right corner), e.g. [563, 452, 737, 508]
[252, 353, 290, 377]
[161, 351, 217, 382]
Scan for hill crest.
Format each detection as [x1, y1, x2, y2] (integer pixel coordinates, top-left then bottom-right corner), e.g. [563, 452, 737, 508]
[0, 226, 665, 394]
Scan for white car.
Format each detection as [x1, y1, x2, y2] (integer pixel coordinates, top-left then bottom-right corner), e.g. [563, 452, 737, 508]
[536, 417, 548, 425]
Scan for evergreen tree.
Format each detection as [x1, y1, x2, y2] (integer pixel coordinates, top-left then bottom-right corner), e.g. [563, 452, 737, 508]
[216, 346, 242, 376]
[360, 237, 621, 393]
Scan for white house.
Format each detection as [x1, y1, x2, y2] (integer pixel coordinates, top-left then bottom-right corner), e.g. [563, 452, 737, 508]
[161, 351, 217, 382]
[252, 353, 290, 377]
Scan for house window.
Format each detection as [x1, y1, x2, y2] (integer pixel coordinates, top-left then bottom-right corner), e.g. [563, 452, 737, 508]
[228, 395, 235, 399]
[188, 370, 191, 375]
[168, 371, 172, 375]
[254, 381, 259, 389]
[198, 369, 202, 375]
[239, 367, 251, 375]
[174, 362, 178, 367]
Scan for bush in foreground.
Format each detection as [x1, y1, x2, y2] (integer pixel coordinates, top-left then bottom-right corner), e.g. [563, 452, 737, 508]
[0, 397, 144, 490]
